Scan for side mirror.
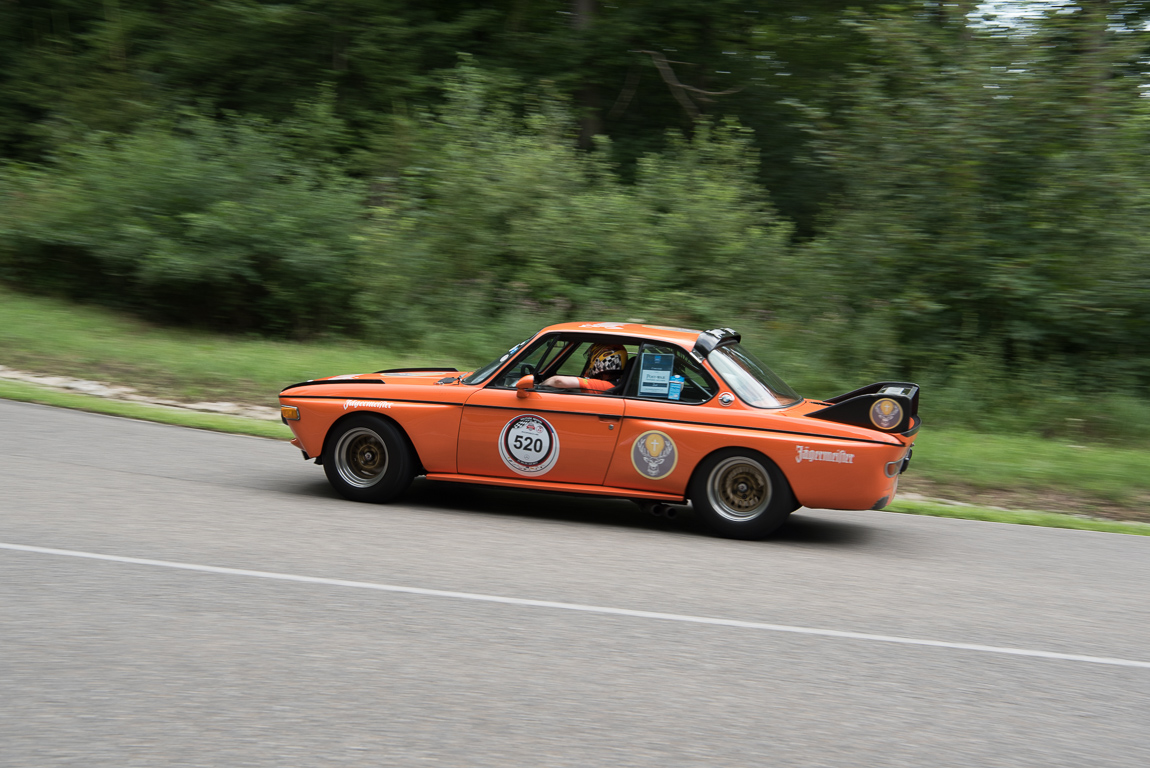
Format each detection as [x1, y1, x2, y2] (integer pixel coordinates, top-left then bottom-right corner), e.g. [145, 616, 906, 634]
[515, 374, 536, 399]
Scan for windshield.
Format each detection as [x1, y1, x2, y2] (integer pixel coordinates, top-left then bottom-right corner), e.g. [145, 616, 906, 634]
[707, 343, 801, 408]
[461, 338, 532, 385]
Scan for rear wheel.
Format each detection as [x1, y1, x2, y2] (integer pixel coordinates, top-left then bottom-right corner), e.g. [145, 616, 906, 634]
[689, 449, 794, 540]
[323, 415, 414, 503]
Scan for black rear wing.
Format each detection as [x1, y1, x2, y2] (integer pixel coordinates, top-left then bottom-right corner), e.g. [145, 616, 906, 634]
[806, 382, 920, 435]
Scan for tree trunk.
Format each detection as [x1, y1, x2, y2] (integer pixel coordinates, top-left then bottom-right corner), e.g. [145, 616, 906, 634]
[573, 0, 601, 149]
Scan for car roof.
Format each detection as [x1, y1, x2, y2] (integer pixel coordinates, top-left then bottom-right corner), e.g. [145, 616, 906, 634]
[539, 322, 704, 348]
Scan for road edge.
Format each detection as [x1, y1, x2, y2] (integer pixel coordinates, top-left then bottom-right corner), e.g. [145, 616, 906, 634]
[0, 378, 291, 440]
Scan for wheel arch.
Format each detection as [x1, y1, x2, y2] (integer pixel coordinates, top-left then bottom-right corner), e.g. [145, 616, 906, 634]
[687, 444, 800, 511]
[322, 410, 426, 475]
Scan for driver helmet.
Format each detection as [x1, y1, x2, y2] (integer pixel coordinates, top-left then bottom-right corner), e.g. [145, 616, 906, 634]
[585, 344, 628, 379]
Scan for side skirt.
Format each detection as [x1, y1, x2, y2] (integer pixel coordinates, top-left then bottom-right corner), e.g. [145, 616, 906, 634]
[423, 473, 684, 503]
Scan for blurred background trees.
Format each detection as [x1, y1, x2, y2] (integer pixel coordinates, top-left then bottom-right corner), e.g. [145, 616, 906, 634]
[1, 0, 1149, 394]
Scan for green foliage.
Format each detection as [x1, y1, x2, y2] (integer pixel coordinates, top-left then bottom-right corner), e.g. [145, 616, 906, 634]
[354, 64, 792, 353]
[0, 1, 884, 231]
[795, 9, 1150, 385]
[0, 108, 363, 333]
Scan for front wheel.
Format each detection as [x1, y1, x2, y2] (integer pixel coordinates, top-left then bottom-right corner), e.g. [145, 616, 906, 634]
[689, 449, 795, 540]
[323, 414, 414, 503]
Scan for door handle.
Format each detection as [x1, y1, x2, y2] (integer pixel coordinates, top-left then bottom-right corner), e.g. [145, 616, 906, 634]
[597, 415, 621, 421]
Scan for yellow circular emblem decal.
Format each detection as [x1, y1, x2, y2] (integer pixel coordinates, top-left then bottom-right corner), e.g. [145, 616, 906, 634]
[870, 398, 903, 430]
[631, 430, 678, 479]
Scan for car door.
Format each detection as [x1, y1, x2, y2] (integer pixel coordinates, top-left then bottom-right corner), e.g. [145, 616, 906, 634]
[457, 336, 625, 485]
[602, 343, 721, 495]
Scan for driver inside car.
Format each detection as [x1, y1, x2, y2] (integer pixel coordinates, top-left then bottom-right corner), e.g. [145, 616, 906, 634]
[541, 344, 628, 393]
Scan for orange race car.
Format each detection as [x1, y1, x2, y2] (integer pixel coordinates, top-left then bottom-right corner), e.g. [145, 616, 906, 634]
[278, 323, 919, 539]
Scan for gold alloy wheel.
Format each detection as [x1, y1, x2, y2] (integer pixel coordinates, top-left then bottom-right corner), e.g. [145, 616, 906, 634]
[706, 456, 772, 522]
[334, 427, 389, 488]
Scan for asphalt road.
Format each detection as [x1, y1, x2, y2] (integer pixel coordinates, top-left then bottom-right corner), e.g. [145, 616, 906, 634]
[2, 399, 1149, 767]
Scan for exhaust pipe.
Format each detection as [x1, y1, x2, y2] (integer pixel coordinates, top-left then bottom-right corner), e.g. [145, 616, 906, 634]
[642, 502, 677, 519]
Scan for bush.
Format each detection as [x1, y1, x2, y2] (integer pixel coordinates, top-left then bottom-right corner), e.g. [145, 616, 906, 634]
[794, 15, 1150, 386]
[354, 64, 794, 353]
[0, 107, 363, 334]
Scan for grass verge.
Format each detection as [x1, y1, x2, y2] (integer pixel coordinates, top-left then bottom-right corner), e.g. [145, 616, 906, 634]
[0, 285, 461, 406]
[900, 429, 1150, 517]
[0, 379, 292, 440]
[887, 498, 1150, 536]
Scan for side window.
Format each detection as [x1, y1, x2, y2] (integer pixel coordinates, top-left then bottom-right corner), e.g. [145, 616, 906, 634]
[491, 338, 569, 388]
[625, 344, 716, 404]
[553, 341, 593, 377]
[549, 341, 639, 378]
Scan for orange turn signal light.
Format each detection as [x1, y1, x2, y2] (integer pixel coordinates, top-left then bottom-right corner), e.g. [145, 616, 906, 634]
[281, 406, 301, 421]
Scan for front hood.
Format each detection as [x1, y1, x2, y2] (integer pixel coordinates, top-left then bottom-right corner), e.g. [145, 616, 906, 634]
[279, 368, 474, 395]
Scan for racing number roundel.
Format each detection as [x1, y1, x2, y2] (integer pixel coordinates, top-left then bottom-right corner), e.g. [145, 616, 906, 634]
[499, 415, 560, 476]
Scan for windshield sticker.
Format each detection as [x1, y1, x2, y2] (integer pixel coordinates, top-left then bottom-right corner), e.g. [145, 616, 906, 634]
[632, 430, 678, 479]
[638, 353, 673, 397]
[499, 415, 560, 476]
[870, 398, 903, 429]
[795, 446, 854, 464]
[344, 400, 394, 410]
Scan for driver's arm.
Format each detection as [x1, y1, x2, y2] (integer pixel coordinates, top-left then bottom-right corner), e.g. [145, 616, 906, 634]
[578, 377, 615, 392]
[540, 375, 580, 389]
[540, 375, 613, 392]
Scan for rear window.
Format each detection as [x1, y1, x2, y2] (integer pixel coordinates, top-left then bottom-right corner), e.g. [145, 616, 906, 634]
[707, 343, 800, 408]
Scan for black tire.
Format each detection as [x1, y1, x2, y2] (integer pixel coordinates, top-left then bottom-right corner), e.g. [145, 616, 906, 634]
[688, 448, 795, 540]
[322, 414, 415, 503]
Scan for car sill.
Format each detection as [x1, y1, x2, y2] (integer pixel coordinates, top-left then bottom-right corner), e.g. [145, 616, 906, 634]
[423, 473, 684, 502]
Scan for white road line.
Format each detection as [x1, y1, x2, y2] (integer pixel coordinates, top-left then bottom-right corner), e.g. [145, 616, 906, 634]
[3, 540, 1148, 670]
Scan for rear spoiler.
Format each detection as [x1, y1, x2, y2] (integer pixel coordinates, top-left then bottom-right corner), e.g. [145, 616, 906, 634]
[806, 382, 920, 436]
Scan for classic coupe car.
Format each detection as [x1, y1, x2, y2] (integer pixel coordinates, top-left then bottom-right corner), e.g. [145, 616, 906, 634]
[279, 323, 918, 539]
